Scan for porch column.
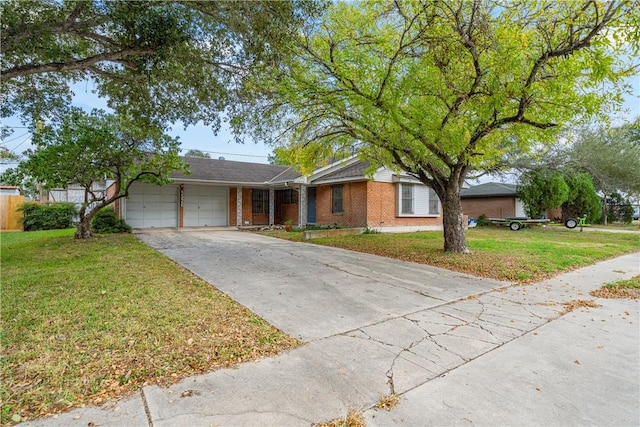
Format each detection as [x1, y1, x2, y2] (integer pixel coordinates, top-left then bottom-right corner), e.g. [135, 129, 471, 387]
[236, 186, 243, 227]
[298, 185, 307, 227]
[269, 187, 275, 226]
[179, 184, 184, 228]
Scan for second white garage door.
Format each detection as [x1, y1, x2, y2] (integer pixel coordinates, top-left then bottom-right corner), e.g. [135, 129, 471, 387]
[126, 184, 178, 228]
[183, 186, 228, 227]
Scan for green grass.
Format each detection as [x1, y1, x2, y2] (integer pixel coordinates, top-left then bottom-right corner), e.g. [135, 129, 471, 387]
[590, 275, 640, 300]
[605, 275, 640, 289]
[0, 229, 299, 425]
[264, 229, 305, 242]
[589, 221, 640, 231]
[264, 227, 640, 283]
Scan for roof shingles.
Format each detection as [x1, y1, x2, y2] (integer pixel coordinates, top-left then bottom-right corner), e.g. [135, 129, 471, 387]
[172, 157, 300, 184]
[313, 161, 371, 183]
[461, 182, 518, 198]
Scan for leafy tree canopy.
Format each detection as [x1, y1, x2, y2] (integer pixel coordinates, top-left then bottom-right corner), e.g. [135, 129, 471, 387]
[606, 191, 635, 223]
[1, 0, 321, 129]
[506, 119, 640, 220]
[568, 120, 640, 197]
[183, 149, 211, 158]
[517, 170, 569, 218]
[0, 146, 18, 162]
[1, 109, 186, 239]
[268, 147, 295, 166]
[232, 0, 638, 252]
[561, 172, 601, 222]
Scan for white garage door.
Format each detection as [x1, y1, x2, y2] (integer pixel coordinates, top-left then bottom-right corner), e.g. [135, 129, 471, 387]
[126, 184, 178, 228]
[183, 186, 228, 227]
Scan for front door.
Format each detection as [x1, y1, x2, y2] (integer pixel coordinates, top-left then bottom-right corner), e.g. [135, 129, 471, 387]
[307, 187, 316, 224]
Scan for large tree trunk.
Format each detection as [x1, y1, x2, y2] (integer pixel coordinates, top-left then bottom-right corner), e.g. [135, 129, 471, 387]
[439, 181, 469, 254]
[74, 196, 95, 239]
[75, 215, 94, 239]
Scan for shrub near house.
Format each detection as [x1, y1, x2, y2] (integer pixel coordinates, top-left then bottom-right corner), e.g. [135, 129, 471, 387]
[91, 207, 131, 234]
[18, 202, 77, 231]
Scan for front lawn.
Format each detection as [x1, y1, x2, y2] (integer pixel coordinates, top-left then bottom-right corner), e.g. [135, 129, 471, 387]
[0, 229, 299, 425]
[263, 227, 640, 283]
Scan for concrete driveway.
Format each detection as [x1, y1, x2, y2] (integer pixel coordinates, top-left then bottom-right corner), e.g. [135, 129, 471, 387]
[136, 229, 508, 341]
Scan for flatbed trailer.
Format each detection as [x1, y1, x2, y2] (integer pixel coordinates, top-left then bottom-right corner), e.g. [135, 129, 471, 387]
[487, 217, 551, 231]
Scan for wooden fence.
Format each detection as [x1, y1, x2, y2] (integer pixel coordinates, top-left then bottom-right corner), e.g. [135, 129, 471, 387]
[0, 195, 24, 231]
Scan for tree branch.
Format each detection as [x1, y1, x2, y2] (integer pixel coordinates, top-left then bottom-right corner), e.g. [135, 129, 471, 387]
[1, 47, 153, 81]
[518, 0, 621, 119]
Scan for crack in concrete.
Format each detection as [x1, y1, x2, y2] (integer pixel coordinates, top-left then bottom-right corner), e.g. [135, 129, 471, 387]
[458, 298, 505, 343]
[349, 326, 431, 396]
[335, 267, 611, 408]
[427, 337, 471, 363]
[474, 317, 528, 333]
[140, 388, 154, 427]
[311, 258, 447, 302]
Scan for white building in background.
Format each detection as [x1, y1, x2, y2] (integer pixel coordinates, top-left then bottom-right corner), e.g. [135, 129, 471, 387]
[48, 181, 107, 211]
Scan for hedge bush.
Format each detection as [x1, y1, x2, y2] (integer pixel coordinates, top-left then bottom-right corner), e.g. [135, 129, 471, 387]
[19, 202, 77, 231]
[91, 207, 131, 234]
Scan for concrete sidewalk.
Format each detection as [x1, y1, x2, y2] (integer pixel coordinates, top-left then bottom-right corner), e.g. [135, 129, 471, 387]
[19, 231, 639, 426]
[366, 296, 639, 426]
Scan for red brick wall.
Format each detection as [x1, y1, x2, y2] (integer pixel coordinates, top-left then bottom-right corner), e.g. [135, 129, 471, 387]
[228, 187, 260, 225]
[461, 197, 515, 219]
[546, 207, 562, 220]
[241, 188, 256, 225]
[279, 204, 298, 225]
[315, 182, 368, 227]
[229, 187, 237, 225]
[366, 182, 442, 227]
[230, 187, 297, 226]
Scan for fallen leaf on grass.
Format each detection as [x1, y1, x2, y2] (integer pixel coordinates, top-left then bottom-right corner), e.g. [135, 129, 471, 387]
[590, 287, 640, 300]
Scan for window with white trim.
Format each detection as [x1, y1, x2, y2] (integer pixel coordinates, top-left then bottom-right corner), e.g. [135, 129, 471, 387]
[397, 183, 439, 216]
[401, 184, 413, 214]
[428, 187, 439, 215]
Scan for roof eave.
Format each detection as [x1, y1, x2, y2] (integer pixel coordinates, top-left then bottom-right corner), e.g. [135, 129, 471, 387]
[311, 176, 368, 185]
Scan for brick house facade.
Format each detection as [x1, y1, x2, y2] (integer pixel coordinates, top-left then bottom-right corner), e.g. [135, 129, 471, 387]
[303, 158, 442, 231]
[114, 156, 443, 231]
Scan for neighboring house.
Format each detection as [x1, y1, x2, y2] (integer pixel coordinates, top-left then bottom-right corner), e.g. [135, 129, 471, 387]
[111, 156, 443, 231]
[461, 182, 527, 219]
[48, 182, 107, 208]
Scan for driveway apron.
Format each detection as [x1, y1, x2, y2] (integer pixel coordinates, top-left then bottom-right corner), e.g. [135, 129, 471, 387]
[136, 229, 508, 341]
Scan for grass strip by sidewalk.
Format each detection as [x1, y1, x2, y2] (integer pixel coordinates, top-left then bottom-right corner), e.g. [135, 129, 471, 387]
[263, 227, 640, 283]
[591, 275, 640, 299]
[1, 229, 299, 425]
